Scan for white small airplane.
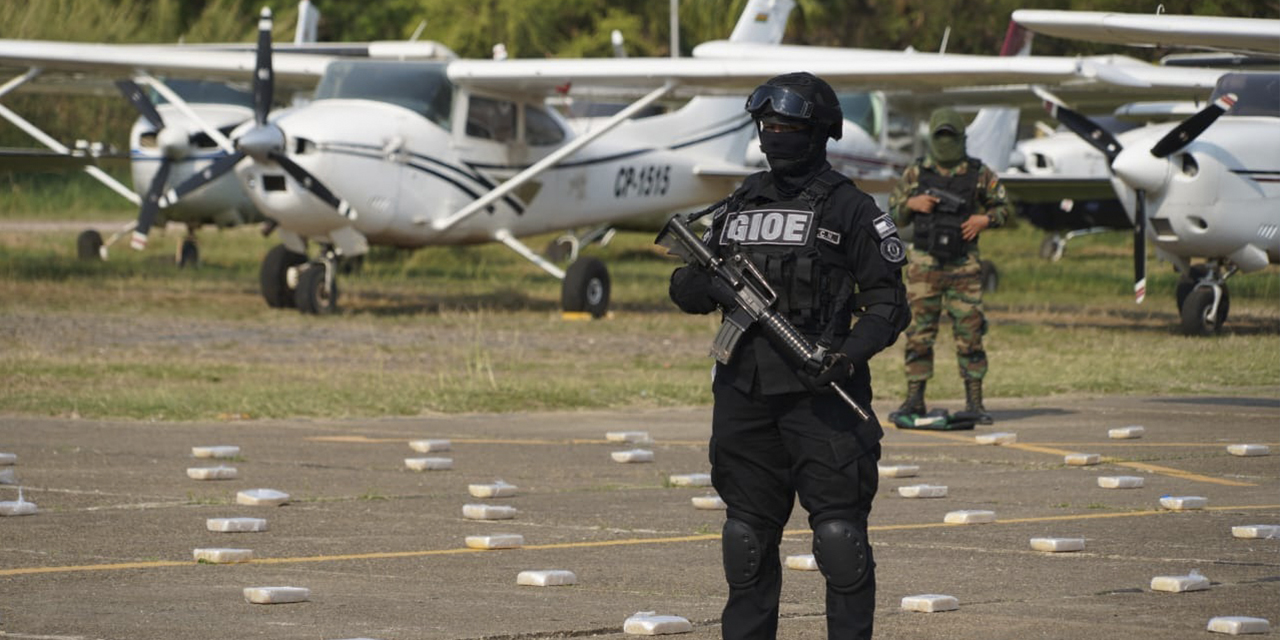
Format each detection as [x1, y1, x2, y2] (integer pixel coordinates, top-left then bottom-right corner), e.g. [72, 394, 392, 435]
[1013, 10, 1280, 335]
[0, 2, 1202, 316]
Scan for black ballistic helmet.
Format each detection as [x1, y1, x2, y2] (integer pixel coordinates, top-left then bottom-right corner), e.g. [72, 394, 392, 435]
[745, 72, 843, 141]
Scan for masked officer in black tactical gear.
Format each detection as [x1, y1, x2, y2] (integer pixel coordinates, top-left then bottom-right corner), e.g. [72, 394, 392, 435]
[667, 72, 910, 640]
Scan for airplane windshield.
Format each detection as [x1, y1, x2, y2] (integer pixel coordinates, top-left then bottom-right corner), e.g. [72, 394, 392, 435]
[837, 93, 879, 138]
[1212, 72, 1280, 118]
[151, 80, 253, 108]
[315, 61, 453, 129]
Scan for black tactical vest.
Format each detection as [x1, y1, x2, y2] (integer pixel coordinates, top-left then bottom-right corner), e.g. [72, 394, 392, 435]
[716, 170, 855, 337]
[913, 158, 981, 261]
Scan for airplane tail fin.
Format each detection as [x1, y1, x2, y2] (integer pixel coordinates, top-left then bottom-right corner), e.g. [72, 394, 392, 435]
[967, 21, 1033, 171]
[294, 0, 319, 45]
[728, 0, 796, 45]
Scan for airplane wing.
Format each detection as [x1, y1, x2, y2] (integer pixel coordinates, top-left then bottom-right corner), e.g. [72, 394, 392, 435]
[444, 53, 1220, 98]
[1012, 10, 1280, 57]
[0, 40, 454, 96]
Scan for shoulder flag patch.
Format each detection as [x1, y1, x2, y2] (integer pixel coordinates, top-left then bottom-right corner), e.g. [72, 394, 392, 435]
[872, 214, 897, 239]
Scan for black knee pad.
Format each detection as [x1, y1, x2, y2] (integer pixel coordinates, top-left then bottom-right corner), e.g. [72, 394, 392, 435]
[812, 519, 871, 592]
[722, 518, 767, 588]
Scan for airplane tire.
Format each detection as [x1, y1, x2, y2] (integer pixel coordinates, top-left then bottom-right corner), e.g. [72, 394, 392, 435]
[979, 260, 999, 293]
[562, 257, 610, 318]
[178, 239, 199, 269]
[77, 230, 104, 261]
[1174, 265, 1210, 312]
[1179, 285, 1229, 336]
[1038, 236, 1063, 261]
[295, 263, 339, 315]
[260, 244, 307, 308]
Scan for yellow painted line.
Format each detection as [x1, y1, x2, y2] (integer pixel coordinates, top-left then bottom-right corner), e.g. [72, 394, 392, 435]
[305, 435, 708, 447]
[6, 505, 1276, 578]
[898, 430, 1258, 487]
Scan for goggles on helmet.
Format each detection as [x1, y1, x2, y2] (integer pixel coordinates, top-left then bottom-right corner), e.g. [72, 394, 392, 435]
[745, 84, 839, 123]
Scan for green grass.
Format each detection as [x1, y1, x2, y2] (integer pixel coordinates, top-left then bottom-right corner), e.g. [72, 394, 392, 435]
[0, 220, 1276, 421]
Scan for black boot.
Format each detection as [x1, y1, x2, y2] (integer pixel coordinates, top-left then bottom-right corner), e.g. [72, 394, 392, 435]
[964, 378, 994, 425]
[897, 380, 926, 416]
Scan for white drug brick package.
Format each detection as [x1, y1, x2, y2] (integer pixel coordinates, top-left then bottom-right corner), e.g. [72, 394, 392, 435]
[207, 517, 268, 533]
[1064, 453, 1100, 466]
[1098, 476, 1144, 489]
[237, 489, 290, 506]
[404, 457, 452, 471]
[1207, 616, 1270, 635]
[692, 495, 727, 510]
[193, 548, 253, 564]
[623, 612, 693, 635]
[1108, 426, 1144, 439]
[408, 439, 451, 453]
[243, 586, 309, 604]
[668, 473, 712, 487]
[785, 554, 819, 571]
[898, 484, 947, 498]
[462, 504, 517, 520]
[469, 481, 517, 498]
[187, 466, 238, 480]
[611, 449, 654, 463]
[975, 432, 1016, 445]
[901, 594, 959, 613]
[1227, 444, 1270, 457]
[878, 464, 919, 478]
[944, 510, 995, 524]
[1151, 574, 1211, 592]
[191, 446, 239, 459]
[1160, 496, 1207, 511]
[516, 569, 577, 586]
[606, 431, 652, 444]
[1030, 537, 1085, 552]
[1231, 525, 1280, 539]
[465, 534, 524, 550]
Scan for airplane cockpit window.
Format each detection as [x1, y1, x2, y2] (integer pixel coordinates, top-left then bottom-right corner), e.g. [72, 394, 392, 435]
[151, 80, 253, 108]
[525, 106, 565, 146]
[314, 61, 453, 129]
[466, 96, 516, 142]
[838, 93, 878, 138]
[1212, 72, 1280, 118]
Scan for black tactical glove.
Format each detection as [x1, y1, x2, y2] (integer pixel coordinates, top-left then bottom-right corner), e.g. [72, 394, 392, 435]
[800, 351, 854, 393]
[669, 266, 736, 314]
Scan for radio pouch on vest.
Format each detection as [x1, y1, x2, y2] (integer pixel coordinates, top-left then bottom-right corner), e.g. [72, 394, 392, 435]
[913, 213, 966, 262]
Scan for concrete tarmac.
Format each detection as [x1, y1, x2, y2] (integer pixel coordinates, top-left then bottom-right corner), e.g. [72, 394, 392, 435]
[0, 392, 1277, 639]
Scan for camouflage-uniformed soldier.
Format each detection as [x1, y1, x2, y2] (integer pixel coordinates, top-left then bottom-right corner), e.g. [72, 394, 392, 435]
[888, 107, 1011, 424]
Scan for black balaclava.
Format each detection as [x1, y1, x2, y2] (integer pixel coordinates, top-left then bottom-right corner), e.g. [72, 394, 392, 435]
[750, 73, 842, 197]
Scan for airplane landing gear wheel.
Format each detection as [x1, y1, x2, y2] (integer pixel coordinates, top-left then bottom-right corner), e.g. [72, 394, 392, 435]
[1175, 264, 1210, 312]
[77, 230, 104, 261]
[260, 244, 307, 308]
[1039, 235, 1064, 261]
[562, 257, 610, 318]
[295, 262, 339, 315]
[177, 239, 199, 268]
[979, 260, 999, 293]
[1179, 285, 1229, 336]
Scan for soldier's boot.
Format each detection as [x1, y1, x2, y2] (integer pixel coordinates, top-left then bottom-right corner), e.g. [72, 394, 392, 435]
[897, 380, 927, 416]
[964, 378, 994, 425]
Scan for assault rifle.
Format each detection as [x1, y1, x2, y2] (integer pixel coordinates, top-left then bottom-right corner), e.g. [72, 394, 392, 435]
[655, 214, 871, 421]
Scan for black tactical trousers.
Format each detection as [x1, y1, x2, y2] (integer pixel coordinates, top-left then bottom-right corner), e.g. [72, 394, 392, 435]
[710, 379, 881, 640]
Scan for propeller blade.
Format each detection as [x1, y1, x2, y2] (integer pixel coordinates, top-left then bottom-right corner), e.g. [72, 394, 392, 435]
[271, 152, 358, 221]
[158, 151, 247, 208]
[114, 80, 164, 131]
[132, 159, 173, 249]
[1041, 99, 1122, 165]
[1149, 93, 1237, 159]
[253, 8, 274, 127]
[1133, 189, 1147, 304]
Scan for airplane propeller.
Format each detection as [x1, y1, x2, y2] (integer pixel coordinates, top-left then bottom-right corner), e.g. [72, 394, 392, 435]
[114, 79, 200, 249]
[153, 8, 356, 230]
[1041, 93, 1236, 304]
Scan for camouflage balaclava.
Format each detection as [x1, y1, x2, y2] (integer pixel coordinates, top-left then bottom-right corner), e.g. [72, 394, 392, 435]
[926, 107, 968, 168]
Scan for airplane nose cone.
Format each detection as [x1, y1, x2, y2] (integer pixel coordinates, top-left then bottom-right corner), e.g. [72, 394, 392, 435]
[157, 127, 191, 160]
[1111, 148, 1170, 193]
[236, 123, 285, 162]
